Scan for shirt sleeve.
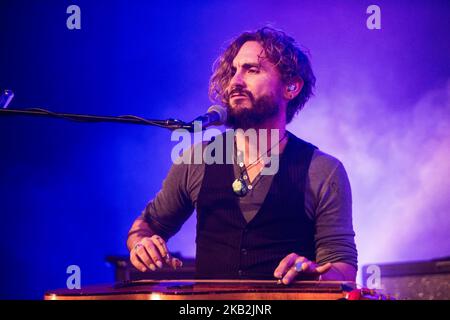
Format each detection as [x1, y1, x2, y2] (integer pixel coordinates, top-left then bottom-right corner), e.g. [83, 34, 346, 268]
[140, 144, 205, 241]
[307, 151, 358, 269]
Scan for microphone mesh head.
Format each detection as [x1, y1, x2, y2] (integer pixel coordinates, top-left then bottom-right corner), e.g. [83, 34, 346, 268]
[207, 105, 227, 125]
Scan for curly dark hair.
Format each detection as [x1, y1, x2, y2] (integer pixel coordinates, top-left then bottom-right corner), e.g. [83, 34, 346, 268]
[209, 27, 316, 123]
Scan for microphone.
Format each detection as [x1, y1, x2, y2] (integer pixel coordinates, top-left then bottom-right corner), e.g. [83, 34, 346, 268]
[189, 105, 227, 129]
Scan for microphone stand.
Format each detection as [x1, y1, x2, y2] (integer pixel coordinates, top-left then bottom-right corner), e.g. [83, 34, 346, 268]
[0, 108, 197, 131]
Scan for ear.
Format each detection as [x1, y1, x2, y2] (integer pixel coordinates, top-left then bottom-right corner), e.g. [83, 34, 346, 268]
[283, 78, 304, 101]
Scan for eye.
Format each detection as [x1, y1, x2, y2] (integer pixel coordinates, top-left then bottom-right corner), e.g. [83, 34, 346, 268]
[248, 68, 259, 74]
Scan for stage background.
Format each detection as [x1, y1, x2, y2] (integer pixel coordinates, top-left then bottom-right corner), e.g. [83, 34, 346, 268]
[0, 0, 449, 299]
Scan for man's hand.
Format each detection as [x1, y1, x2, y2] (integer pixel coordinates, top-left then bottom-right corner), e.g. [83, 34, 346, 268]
[274, 253, 332, 285]
[130, 235, 183, 272]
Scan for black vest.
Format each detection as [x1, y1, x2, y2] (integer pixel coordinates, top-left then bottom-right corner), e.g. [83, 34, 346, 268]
[196, 131, 317, 279]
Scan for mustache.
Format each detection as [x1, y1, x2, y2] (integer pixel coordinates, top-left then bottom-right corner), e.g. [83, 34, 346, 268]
[225, 87, 254, 101]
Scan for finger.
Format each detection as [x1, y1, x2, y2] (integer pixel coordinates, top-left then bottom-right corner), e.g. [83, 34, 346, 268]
[274, 253, 301, 279]
[130, 251, 148, 272]
[290, 256, 307, 273]
[281, 266, 299, 285]
[281, 257, 309, 284]
[150, 235, 170, 263]
[141, 238, 164, 269]
[299, 260, 313, 272]
[134, 244, 156, 271]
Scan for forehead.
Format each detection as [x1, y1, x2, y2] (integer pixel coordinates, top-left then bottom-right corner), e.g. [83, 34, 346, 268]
[232, 41, 268, 67]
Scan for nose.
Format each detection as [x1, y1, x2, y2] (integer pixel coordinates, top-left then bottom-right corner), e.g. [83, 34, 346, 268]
[229, 70, 245, 89]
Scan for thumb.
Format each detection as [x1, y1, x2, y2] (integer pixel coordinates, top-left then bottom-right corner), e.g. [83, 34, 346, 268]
[170, 257, 183, 270]
[315, 262, 332, 274]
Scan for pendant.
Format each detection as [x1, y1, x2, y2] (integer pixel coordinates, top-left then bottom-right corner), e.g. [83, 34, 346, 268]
[232, 177, 248, 197]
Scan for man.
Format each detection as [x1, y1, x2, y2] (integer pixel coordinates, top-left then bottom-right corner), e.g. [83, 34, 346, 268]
[127, 27, 357, 284]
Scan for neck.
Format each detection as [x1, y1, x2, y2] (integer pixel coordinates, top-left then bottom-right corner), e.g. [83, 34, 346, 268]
[234, 113, 288, 165]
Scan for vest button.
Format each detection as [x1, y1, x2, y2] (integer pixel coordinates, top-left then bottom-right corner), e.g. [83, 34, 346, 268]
[238, 270, 243, 276]
[241, 248, 247, 255]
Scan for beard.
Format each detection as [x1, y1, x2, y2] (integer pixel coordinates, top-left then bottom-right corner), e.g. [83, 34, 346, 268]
[225, 92, 280, 130]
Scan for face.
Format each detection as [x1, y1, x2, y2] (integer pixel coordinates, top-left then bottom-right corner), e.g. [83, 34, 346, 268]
[224, 41, 286, 129]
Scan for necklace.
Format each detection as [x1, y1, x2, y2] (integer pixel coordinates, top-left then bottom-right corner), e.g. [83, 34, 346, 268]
[232, 132, 288, 197]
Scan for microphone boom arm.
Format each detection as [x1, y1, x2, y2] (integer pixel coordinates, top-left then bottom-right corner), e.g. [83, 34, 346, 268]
[0, 108, 195, 131]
